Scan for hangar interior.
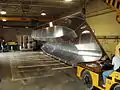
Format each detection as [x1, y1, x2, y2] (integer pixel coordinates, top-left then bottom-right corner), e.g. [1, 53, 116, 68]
[0, 0, 119, 90]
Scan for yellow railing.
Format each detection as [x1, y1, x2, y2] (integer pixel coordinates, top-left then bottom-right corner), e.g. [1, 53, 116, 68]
[104, 0, 120, 10]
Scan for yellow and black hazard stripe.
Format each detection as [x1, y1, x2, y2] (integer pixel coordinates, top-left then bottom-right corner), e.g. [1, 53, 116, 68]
[116, 12, 120, 23]
[104, 0, 120, 10]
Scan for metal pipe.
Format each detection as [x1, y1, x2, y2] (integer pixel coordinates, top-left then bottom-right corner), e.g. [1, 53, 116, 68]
[0, 2, 70, 8]
[86, 8, 116, 18]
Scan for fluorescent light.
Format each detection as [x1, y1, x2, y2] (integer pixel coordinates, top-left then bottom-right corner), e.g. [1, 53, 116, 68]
[49, 22, 53, 27]
[82, 30, 90, 34]
[0, 11, 6, 15]
[41, 12, 46, 16]
[2, 19, 7, 22]
[65, 0, 72, 2]
[3, 26, 11, 28]
[46, 27, 49, 30]
[80, 25, 87, 29]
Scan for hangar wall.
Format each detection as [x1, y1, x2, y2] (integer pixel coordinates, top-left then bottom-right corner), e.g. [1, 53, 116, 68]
[87, 12, 120, 36]
[87, 12, 120, 57]
[0, 28, 32, 41]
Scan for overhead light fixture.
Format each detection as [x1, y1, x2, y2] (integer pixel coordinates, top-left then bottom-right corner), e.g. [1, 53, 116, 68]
[41, 12, 46, 16]
[25, 26, 29, 28]
[64, 0, 72, 2]
[0, 10, 7, 15]
[2, 19, 7, 22]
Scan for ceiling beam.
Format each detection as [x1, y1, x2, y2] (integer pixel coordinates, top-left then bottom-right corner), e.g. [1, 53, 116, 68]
[1, 15, 58, 18]
[0, 17, 56, 22]
[0, 25, 35, 28]
[0, 2, 70, 8]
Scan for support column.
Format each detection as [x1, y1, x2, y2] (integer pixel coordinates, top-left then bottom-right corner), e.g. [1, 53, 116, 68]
[23, 35, 27, 49]
[19, 36, 22, 50]
[27, 36, 32, 49]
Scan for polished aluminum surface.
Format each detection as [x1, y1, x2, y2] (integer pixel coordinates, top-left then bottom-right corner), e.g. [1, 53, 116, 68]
[31, 13, 109, 65]
[31, 26, 77, 39]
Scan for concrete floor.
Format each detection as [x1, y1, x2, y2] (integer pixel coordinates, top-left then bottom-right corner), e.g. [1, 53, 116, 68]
[0, 51, 90, 90]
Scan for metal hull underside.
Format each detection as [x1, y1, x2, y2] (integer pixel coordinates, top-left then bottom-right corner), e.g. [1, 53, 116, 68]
[41, 43, 102, 66]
